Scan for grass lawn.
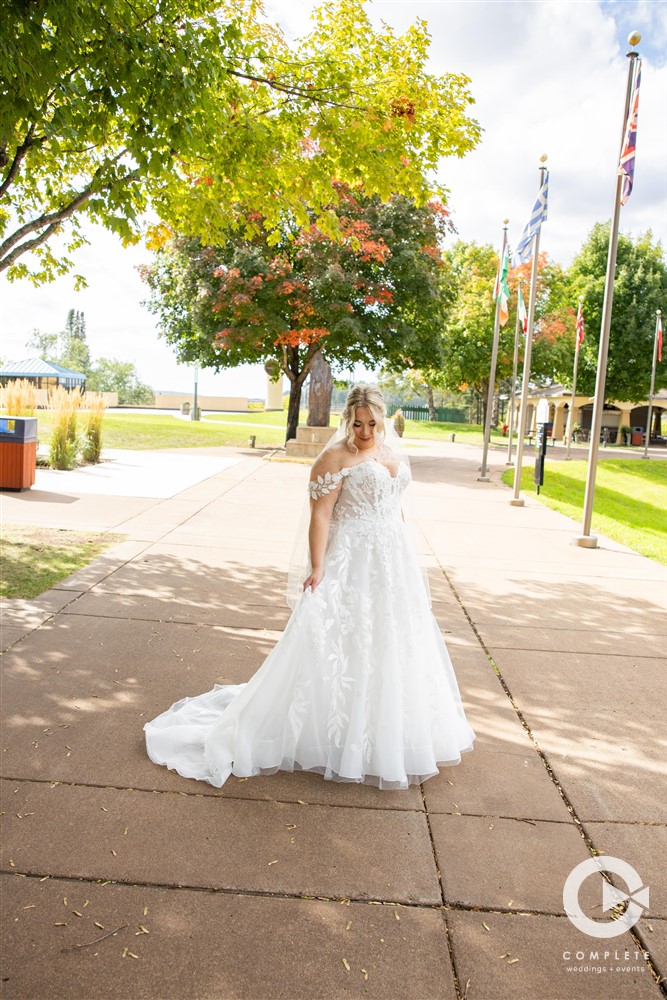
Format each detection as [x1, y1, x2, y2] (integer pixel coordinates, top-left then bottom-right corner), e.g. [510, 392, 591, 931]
[400, 418, 505, 445]
[35, 412, 289, 450]
[204, 409, 310, 426]
[1, 526, 125, 599]
[32, 410, 501, 451]
[501, 459, 667, 564]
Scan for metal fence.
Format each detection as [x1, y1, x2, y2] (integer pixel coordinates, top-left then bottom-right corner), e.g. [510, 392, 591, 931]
[387, 405, 468, 423]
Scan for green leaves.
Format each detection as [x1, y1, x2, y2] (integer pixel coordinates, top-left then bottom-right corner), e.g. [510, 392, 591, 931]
[1, 0, 479, 281]
[141, 187, 449, 387]
[564, 223, 667, 401]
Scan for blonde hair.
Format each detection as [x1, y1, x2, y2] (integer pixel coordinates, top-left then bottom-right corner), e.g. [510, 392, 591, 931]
[340, 384, 387, 452]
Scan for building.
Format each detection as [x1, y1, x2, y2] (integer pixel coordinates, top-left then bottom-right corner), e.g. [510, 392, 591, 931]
[510, 384, 667, 445]
[0, 358, 86, 394]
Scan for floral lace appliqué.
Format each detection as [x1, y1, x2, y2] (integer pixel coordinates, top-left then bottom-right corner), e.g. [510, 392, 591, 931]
[308, 467, 350, 499]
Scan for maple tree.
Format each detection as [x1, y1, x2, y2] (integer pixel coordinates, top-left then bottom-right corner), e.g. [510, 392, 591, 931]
[1, 0, 480, 285]
[141, 187, 451, 439]
[433, 242, 571, 426]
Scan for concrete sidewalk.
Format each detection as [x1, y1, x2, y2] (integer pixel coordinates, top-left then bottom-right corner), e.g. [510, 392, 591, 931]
[1, 443, 665, 1000]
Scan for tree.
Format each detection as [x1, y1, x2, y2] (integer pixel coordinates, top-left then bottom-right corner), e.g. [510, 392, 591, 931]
[1, 0, 480, 284]
[562, 223, 667, 400]
[436, 242, 504, 427]
[436, 242, 573, 426]
[26, 328, 59, 361]
[87, 358, 153, 405]
[141, 187, 451, 440]
[26, 310, 92, 374]
[59, 308, 91, 374]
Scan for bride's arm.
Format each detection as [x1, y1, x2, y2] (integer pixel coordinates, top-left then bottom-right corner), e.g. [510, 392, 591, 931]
[303, 453, 345, 592]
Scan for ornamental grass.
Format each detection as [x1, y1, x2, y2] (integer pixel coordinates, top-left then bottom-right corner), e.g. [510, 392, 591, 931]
[0, 379, 38, 416]
[81, 392, 106, 463]
[48, 386, 81, 470]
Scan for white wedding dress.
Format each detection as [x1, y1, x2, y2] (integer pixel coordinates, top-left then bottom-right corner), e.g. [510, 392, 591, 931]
[145, 458, 475, 789]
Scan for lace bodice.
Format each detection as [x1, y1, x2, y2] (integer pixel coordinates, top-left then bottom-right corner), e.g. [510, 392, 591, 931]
[328, 460, 410, 524]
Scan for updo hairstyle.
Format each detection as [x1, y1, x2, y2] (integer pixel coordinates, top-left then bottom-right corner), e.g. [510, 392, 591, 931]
[340, 384, 387, 452]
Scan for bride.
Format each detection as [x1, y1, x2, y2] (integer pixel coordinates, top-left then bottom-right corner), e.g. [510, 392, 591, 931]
[145, 384, 475, 789]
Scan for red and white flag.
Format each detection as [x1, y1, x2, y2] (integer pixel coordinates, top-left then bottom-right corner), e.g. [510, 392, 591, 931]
[576, 302, 585, 351]
[517, 284, 528, 335]
[658, 313, 663, 363]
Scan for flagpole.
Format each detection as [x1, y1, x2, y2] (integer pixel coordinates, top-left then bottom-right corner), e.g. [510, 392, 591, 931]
[479, 221, 509, 481]
[511, 157, 548, 507]
[506, 277, 523, 466]
[565, 297, 584, 460]
[574, 35, 640, 545]
[642, 309, 661, 459]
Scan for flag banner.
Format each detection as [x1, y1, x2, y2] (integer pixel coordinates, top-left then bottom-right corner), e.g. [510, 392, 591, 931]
[517, 283, 528, 335]
[513, 171, 549, 265]
[494, 248, 510, 326]
[619, 60, 642, 206]
[658, 314, 663, 363]
[576, 302, 585, 351]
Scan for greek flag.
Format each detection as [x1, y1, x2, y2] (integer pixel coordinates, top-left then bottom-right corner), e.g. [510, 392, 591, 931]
[513, 171, 549, 265]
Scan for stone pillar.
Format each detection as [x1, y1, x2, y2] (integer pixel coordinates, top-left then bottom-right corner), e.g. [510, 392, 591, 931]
[307, 351, 333, 427]
[552, 401, 567, 441]
[265, 373, 284, 411]
[616, 405, 633, 444]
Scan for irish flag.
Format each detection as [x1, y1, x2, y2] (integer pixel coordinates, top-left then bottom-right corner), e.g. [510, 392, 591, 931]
[494, 249, 510, 327]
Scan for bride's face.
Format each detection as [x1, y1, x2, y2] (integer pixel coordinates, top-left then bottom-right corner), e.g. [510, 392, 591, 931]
[351, 406, 377, 450]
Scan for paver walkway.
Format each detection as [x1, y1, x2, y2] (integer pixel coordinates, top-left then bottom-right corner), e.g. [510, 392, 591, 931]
[1, 442, 665, 1000]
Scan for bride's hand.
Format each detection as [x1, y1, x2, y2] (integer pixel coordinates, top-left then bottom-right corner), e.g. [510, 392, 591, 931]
[303, 567, 324, 592]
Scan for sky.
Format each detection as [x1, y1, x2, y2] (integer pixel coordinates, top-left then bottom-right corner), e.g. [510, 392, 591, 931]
[1, 0, 665, 400]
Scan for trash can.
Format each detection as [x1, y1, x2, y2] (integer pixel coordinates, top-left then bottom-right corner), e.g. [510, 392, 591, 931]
[0, 416, 38, 491]
[631, 427, 644, 446]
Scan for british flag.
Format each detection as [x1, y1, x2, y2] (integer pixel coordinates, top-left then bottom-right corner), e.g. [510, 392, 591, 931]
[619, 60, 642, 206]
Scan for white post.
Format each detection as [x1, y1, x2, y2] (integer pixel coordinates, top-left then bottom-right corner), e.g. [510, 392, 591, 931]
[565, 297, 584, 460]
[574, 40, 640, 546]
[643, 310, 661, 459]
[506, 280, 523, 466]
[511, 160, 548, 507]
[480, 223, 509, 481]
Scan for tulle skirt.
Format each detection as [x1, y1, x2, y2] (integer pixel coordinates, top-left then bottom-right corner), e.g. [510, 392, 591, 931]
[144, 518, 475, 790]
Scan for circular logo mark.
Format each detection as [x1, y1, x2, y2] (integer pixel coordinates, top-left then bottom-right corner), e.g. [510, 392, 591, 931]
[563, 856, 649, 939]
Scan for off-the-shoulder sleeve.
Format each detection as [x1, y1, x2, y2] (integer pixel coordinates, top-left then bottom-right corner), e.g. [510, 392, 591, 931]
[307, 467, 350, 500]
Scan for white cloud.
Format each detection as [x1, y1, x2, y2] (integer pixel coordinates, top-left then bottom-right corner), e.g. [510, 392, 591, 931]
[1, 0, 664, 393]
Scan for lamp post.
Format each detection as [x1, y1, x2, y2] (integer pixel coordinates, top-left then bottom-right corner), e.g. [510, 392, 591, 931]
[191, 364, 199, 421]
[534, 396, 550, 494]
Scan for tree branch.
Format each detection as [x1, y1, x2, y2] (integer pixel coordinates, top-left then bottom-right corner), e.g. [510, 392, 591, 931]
[0, 123, 38, 200]
[225, 67, 368, 113]
[0, 220, 63, 272]
[0, 158, 139, 273]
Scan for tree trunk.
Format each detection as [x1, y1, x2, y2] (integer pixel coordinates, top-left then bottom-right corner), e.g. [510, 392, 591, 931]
[286, 379, 304, 444]
[307, 350, 333, 426]
[426, 384, 436, 422]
